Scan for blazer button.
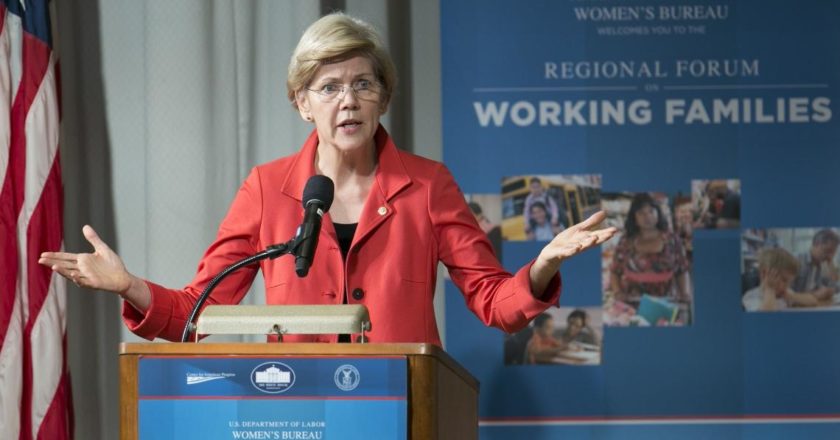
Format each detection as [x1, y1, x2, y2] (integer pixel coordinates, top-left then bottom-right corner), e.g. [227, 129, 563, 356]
[352, 288, 365, 300]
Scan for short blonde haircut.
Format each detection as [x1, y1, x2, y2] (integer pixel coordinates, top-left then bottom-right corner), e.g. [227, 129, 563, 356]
[757, 248, 799, 276]
[287, 13, 397, 109]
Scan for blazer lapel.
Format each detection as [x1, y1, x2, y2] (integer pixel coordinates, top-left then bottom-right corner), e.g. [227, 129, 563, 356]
[352, 126, 411, 249]
[278, 126, 410, 251]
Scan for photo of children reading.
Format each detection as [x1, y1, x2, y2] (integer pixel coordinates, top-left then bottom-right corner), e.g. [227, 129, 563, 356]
[503, 307, 602, 366]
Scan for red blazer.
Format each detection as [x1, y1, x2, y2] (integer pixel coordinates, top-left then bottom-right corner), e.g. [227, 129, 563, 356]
[123, 126, 561, 345]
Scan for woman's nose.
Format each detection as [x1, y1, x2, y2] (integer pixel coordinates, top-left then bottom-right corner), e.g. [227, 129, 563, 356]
[339, 86, 361, 109]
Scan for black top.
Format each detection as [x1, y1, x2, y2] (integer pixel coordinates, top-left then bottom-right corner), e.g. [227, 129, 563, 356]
[334, 222, 358, 260]
[333, 222, 358, 343]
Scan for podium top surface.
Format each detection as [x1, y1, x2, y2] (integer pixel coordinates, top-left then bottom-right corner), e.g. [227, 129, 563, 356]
[120, 342, 478, 390]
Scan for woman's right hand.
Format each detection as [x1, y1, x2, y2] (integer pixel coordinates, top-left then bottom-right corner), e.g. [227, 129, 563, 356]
[38, 225, 133, 294]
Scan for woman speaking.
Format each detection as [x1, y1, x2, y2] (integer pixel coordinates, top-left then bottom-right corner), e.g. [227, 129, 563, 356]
[39, 13, 616, 344]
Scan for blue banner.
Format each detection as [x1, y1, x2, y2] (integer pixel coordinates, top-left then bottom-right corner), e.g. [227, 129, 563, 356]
[441, 0, 840, 438]
[138, 356, 407, 439]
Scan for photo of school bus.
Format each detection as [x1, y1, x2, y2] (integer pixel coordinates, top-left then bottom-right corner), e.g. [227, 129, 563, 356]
[501, 175, 602, 241]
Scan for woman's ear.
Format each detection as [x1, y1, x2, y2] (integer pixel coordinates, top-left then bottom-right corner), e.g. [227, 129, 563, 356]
[379, 96, 390, 115]
[296, 91, 313, 122]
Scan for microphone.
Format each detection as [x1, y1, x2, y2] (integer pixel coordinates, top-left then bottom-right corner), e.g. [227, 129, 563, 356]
[294, 175, 334, 277]
[179, 177, 333, 341]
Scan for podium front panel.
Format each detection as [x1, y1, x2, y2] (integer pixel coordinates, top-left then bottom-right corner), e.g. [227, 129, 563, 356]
[136, 355, 407, 439]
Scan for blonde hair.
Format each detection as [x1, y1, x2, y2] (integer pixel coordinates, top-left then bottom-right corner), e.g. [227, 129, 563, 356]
[286, 13, 397, 109]
[757, 248, 799, 276]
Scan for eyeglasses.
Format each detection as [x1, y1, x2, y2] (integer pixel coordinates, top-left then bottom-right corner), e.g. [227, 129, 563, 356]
[306, 79, 382, 102]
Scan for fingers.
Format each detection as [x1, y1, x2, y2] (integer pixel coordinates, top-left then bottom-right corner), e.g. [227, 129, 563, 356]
[39, 225, 108, 261]
[50, 263, 86, 285]
[38, 253, 85, 284]
[39, 252, 78, 264]
[573, 210, 607, 231]
[46, 259, 79, 272]
[566, 227, 617, 249]
[546, 243, 585, 260]
[38, 255, 76, 280]
[82, 225, 110, 253]
[592, 227, 618, 244]
[547, 231, 598, 252]
[541, 219, 618, 263]
[53, 265, 80, 280]
[39, 257, 81, 281]
[38, 254, 84, 283]
[579, 233, 599, 248]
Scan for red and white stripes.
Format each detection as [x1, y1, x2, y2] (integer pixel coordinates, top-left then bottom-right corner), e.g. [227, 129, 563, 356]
[1, 1, 71, 439]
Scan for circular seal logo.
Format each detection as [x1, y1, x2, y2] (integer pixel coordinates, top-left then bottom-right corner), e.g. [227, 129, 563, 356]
[250, 362, 295, 394]
[334, 364, 361, 391]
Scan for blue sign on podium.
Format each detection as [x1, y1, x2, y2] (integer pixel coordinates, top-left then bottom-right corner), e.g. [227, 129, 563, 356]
[138, 356, 408, 439]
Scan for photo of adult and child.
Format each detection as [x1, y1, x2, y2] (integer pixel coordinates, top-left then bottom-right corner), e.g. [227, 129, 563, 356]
[741, 228, 840, 312]
[500, 175, 601, 242]
[503, 307, 602, 366]
[601, 192, 694, 327]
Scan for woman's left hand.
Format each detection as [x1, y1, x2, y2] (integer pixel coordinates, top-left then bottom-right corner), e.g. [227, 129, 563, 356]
[539, 210, 617, 266]
[530, 210, 618, 295]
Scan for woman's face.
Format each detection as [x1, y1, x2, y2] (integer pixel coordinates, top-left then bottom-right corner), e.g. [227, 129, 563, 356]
[296, 56, 385, 155]
[531, 205, 548, 225]
[634, 204, 659, 231]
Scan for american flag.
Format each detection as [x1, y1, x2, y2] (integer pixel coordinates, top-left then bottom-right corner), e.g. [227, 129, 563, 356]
[1, 0, 72, 439]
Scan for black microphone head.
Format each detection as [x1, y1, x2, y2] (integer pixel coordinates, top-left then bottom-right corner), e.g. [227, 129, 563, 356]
[302, 175, 334, 211]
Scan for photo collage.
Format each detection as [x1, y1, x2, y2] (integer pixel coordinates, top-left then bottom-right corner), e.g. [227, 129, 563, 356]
[465, 177, 759, 366]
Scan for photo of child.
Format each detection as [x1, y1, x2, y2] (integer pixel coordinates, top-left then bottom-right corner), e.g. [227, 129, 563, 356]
[503, 307, 603, 366]
[742, 228, 840, 312]
[501, 175, 601, 241]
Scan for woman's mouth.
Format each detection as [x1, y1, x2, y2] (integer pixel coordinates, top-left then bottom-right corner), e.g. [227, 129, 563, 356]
[338, 119, 362, 131]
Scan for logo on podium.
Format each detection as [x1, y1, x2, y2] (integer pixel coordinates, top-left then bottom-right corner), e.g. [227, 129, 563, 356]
[185, 371, 234, 385]
[250, 362, 295, 394]
[334, 364, 361, 391]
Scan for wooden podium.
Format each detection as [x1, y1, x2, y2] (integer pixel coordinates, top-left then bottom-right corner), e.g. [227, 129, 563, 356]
[120, 342, 478, 439]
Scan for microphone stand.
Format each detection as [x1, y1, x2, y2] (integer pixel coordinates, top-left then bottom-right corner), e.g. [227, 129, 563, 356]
[179, 238, 299, 342]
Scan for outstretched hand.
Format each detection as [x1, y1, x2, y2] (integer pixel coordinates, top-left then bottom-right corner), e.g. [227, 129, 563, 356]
[38, 225, 132, 293]
[538, 210, 617, 265]
[530, 211, 618, 295]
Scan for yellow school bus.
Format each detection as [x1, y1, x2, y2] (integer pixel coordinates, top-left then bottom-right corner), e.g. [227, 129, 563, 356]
[501, 176, 601, 240]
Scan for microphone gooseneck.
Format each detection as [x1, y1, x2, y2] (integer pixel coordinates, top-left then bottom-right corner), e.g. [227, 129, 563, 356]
[179, 175, 335, 342]
[179, 243, 293, 342]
